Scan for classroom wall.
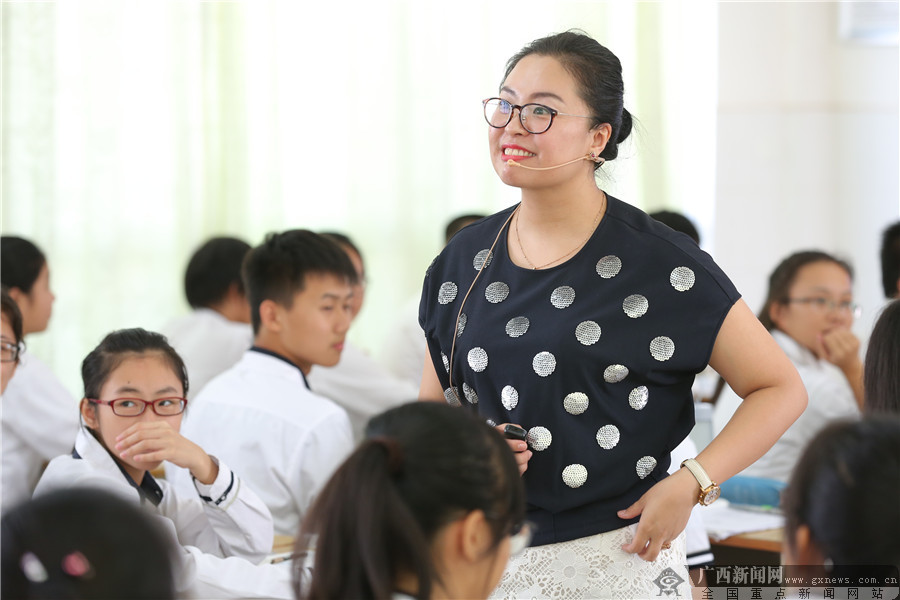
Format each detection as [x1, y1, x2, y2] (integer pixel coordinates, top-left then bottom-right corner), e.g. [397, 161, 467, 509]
[712, 2, 899, 343]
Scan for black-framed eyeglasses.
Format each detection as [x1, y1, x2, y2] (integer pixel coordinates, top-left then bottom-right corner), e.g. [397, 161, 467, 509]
[0, 338, 25, 363]
[483, 98, 594, 134]
[87, 397, 188, 417]
[785, 297, 862, 319]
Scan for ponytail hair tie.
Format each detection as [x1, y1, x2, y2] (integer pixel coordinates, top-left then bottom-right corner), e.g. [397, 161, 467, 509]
[371, 436, 404, 476]
[62, 551, 94, 579]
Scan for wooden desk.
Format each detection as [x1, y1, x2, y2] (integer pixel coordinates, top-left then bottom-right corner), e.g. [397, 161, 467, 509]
[710, 528, 783, 565]
[272, 535, 294, 554]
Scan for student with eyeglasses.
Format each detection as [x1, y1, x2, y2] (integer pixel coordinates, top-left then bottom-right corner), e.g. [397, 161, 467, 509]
[1, 289, 25, 395]
[32, 328, 294, 599]
[714, 250, 863, 484]
[293, 401, 527, 600]
[1, 236, 80, 513]
[418, 30, 806, 598]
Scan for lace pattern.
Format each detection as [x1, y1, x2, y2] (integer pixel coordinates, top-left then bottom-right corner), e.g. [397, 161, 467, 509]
[490, 525, 689, 599]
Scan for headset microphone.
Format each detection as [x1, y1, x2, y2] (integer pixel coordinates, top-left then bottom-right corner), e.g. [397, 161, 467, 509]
[507, 154, 604, 171]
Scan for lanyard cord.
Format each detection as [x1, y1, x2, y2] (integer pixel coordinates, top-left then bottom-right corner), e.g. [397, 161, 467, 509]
[447, 205, 520, 403]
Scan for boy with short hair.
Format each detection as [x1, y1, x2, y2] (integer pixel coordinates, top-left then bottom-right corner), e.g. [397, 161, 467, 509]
[175, 230, 357, 536]
[161, 236, 254, 398]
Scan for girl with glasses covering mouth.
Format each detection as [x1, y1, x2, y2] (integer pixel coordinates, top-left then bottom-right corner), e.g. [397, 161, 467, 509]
[418, 30, 807, 599]
[32, 328, 295, 599]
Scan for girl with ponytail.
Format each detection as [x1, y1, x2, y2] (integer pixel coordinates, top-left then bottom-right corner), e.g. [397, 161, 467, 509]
[294, 401, 526, 600]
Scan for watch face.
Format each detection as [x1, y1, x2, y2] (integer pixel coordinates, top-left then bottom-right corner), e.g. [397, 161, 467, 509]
[701, 485, 721, 506]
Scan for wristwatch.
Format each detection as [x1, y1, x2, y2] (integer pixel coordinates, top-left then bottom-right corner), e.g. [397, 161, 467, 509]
[680, 458, 721, 506]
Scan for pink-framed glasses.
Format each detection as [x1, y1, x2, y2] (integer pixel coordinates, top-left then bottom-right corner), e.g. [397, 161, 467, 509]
[86, 397, 187, 417]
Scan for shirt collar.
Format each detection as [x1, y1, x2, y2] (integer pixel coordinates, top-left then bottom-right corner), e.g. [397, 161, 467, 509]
[73, 430, 164, 507]
[249, 346, 310, 389]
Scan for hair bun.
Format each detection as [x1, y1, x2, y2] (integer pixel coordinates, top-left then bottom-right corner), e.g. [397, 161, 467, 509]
[371, 437, 404, 476]
[617, 108, 633, 144]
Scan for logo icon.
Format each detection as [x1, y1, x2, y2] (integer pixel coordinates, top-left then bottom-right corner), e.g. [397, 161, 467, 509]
[653, 567, 685, 596]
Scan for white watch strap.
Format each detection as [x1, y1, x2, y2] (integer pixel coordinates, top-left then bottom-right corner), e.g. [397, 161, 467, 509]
[680, 458, 713, 489]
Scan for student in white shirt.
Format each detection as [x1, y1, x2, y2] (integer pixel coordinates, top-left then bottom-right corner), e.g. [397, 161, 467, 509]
[33, 328, 292, 599]
[1, 290, 24, 395]
[176, 230, 355, 536]
[160, 236, 254, 399]
[714, 251, 862, 483]
[310, 232, 418, 441]
[0, 236, 80, 512]
[295, 402, 527, 600]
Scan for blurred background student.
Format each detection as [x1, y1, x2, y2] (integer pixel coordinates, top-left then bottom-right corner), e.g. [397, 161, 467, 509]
[160, 236, 254, 399]
[863, 299, 900, 415]
[1, 235, 79, 513]
[780, 416, 900, 572]
[294, 401, 526, 600]
[2, 487, 177, 600]
[714, 250, 863, 483]
[308, 232, 418, 441]
[880, 220, 900, 300]
[1, 289, 25, 395]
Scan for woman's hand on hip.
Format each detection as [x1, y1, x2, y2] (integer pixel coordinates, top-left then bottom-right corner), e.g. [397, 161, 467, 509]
[617, 467, 699, 562]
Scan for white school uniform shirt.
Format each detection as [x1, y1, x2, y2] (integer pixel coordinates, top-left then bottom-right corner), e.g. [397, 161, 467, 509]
[159, 308, 253, 399]
[714, 329, 861, 483]
[1, 353, 80, 513]
[307, 341, 419, 442]
[34, 427, 293, 599]
[379, 294, 428, 390]
[174, 349, 354, 536]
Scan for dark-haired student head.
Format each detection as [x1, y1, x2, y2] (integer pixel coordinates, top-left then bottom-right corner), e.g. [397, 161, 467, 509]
[1, 288, 25, 394]
[1, 487, 177, 600]
[0, 236, 55, 336]
[320, 232, 366, 319]
[295, 402, 527, 600]
[864, 300, 900, 415]
[184, 236, 252, 323]
[880, 221, 900, 299]
[781, 416, 900, 571]
[444, 215, 485, 245]
[243, 230, 358, 374]
[649, 210, 700, 245]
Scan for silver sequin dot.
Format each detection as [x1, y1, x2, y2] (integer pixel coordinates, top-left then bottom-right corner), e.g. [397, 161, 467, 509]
[485, 281, 510, 304]
[473, 249, 493, 271]
[501, 385, 519, 410]
[443, 387, 460, 407]
[670, 267, 696, 292]
[650, 336, 675, 362]
[596, 425, 620, 450]
[441, 352, 449, 373]
[636, 456, 657, 479]
[505, 316, 530, 338]
[533, 351, 556, 377]
[438, 281, 458, 304]
[562, 464, 588, 488]
[596, 255, 622, 279]
[563, 392, 589, 415]
[527, 426, 552, 451]
[629, 386, 649, 410]
[623, 294, 649, 318]
[486, 418, 497, 427]
[603, 364, 629, 383]
[575, 320, 601, 345]
[467, 347, 488, 372]
[463, 383, 478, 405]
[550, 286, 576, 309]
[456, 313, 467, 338]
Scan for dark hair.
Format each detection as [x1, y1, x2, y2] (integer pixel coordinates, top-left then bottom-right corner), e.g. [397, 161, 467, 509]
[1, 288, 24, 345]
[1, 487, 177, 600]
[758, 251, 854, 331]
[184, 237, 251, 309]
[295, 402, 525, 600]
[649, 210, 700, 245]
[320, 232, 363, 265]
[864, 300, 900, 414]
[82, 328, 188, 401]
[444, 214, 485, 244]
[503, 30, 633, 167]
[781, 416, 900, 570]
[243, 230, 359, 334]
[0, 236, 47, 295]
[880, 221, 900, 298]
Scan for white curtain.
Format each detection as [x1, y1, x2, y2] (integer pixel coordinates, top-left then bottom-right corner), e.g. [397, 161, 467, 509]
[1, 0, 718, 396]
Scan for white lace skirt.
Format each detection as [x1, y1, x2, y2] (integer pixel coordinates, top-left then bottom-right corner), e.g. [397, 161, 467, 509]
[490, 525, 689, 600]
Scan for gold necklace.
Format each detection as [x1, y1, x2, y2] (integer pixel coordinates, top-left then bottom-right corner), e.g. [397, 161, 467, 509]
[514, 197, 605, 270]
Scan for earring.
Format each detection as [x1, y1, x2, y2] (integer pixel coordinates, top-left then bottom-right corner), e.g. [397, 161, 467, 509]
[589, 152, 605, 166]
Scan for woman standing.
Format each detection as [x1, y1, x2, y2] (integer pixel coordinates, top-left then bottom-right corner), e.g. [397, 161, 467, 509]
[419, 31, 806, 598]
